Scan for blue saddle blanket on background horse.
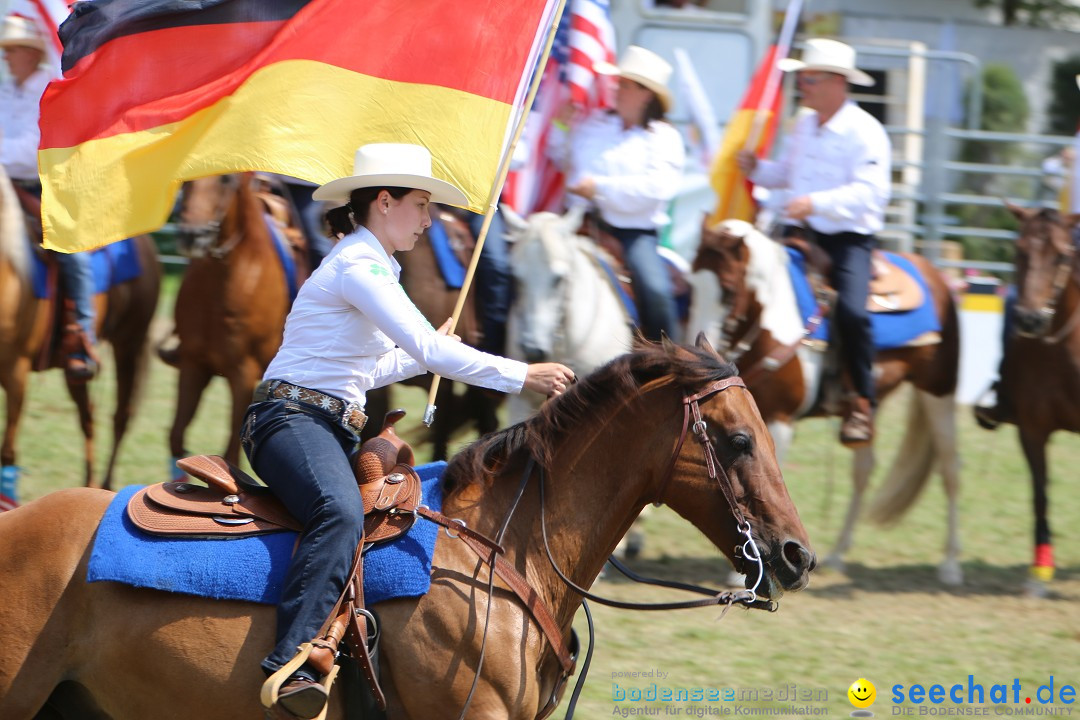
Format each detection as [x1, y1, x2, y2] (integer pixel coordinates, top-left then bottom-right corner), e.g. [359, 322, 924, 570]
[786, 248, 940, 349]
[32, 236, 143, 299]
[428, 215, 466, 289]
[87, 462, 448, 606]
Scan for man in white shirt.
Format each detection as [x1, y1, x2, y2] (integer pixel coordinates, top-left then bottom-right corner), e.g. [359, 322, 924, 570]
[0, 14, 97, 381]
[738, 39, 891, 447]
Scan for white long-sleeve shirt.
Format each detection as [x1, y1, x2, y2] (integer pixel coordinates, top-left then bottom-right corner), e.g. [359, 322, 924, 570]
[264, 227, 527, 408]
[548, 111, 685, 229]
[751, 100, 892, 235]
[0, 67, 53, 182]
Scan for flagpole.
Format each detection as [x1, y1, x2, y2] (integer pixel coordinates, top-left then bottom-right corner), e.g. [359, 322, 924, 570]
[742, 0, 804, 153]
[423, 0, 569, 427]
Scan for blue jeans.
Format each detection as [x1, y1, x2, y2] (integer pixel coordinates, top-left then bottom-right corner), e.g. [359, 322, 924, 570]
[56, 251, 97, 345]
[240, 398, 363, 673]
[284, 182, 334, 270]
[469, 209, 511, 355]
[816, 231, 876, 404]
[610, 226, 677, 341]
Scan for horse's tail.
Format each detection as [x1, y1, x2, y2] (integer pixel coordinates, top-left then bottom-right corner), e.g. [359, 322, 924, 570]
[0, 167, 29, 280]
[866, 389, 937, 525]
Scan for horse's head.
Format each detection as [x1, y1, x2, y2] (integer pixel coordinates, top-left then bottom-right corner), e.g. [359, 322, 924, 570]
[176, 174, 244, 258]
[691, 218, 758, 348]
[652, 334, 814, 597]
[1009, 202, 1080, 338]
[506, 206, 585, 362]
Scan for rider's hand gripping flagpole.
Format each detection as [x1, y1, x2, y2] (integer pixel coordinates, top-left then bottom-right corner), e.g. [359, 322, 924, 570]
[423, 0, 569, 427]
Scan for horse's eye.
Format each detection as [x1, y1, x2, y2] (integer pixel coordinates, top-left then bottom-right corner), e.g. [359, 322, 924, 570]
[729, 433, 752, 454]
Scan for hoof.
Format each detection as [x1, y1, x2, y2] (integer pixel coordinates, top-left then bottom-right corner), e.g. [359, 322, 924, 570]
[938, 561, 963, 587]
[823, 553, 846, 574]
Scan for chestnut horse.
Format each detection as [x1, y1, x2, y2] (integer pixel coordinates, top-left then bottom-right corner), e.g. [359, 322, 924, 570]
[996, 205, 1080, 588]
[0, 167, 160, 493]
[689, 219, 962, 584]
[168, 173, 309, 472]
[0, 338, 814, 720]
[362, 207, 502, 459]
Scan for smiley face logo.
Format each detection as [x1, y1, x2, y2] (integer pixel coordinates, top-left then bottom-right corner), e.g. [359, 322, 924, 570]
[848, 678, 876, 709]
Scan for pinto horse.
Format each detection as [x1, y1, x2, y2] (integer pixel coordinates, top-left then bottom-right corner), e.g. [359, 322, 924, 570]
[0, 338, 814, 720]
[0, 168, 160, 493]
[689, 219, 962, 584]
[996, 205, 1080, 588]
[167, 173, 309, 472]
[502, 206, 634, 424]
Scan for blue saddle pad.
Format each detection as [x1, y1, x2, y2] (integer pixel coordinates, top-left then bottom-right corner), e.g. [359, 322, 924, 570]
[32, 236, 143, 300]
[427, 215, 466, 289]
[87, 461, 448, 606]
[266, 214, 299, 302]
[594, 252, 641, 326]
[785, 248, 940, 350]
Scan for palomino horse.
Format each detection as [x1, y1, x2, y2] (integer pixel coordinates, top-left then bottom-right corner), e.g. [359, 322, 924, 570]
[689, 219, 962, 584]
[995, 205, 1080, 589]
[0, 167, 160, 492]
[362, 207, 502, 459]
[0, 338, 814, 720]
[502, 206, 634, 424]
[168, 173, 309, 472]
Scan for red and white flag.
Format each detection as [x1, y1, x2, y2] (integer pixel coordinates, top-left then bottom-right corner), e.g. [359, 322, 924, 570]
[503, 0, 616, 216]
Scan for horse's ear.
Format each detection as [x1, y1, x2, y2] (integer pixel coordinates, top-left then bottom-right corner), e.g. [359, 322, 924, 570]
[694, 331, 719, 357]
[500, 203, 528, 234]
[563, 204, 587, 235]
[1003, 198, 1027, 221]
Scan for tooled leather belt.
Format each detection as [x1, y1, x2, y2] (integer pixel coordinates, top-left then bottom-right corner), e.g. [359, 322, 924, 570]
[253, 379, 368, 434]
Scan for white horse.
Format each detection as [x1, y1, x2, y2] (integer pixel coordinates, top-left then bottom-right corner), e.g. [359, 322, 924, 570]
[502, 206, 635, 423]
[688, 219, 962, 585]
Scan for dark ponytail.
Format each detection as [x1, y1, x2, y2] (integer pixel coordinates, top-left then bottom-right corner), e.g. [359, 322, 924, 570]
[325, 186, 413, 237]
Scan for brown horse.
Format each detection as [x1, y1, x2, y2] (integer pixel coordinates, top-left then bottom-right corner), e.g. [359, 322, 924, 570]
[995, 205, 1080, 589]
[0, 338, 814, 720]
[689, 219, 962, 584]
[362, 207, 502, 459]
[168, 173, 309, 472]
[0, 168, 160, 493]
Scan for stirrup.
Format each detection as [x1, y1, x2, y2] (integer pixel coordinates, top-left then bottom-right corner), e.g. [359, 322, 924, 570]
[260, 643, 340, 720]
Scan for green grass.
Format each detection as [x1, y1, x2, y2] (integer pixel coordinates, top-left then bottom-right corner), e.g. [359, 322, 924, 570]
[5, 277, 1080, 718]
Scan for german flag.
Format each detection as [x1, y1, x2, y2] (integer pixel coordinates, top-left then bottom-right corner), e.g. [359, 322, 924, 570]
[39, 0, 560, 252]
[706, 46, 784, 226]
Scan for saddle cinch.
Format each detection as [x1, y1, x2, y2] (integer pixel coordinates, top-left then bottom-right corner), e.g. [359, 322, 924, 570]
[127, 409, 421, 715]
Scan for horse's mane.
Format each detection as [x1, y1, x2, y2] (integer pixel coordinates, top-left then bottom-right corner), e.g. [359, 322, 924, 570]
[442, 340, 738, 496]
[0, 165, 29, 279]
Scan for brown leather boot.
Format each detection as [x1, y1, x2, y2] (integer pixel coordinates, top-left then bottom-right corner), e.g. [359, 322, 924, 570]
[840, 396, 874, 448]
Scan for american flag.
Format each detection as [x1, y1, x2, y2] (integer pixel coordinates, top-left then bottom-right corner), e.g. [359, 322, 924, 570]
[0, 494, 17, 513]
[503, 0, 616, 216]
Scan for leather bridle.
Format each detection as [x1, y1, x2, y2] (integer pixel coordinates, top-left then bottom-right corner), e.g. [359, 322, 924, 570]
[1017, 218, 1079, 343]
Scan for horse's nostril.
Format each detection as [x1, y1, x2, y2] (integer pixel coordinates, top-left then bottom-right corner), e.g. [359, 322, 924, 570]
[783, 540, 814, 573]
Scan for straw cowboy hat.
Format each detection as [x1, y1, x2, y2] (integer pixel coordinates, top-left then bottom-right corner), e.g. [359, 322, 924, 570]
[313, 143, 468, 207]
[0, 14, 47, 53]
[777, 38, 875, 87]
[594, 45, 674, 112]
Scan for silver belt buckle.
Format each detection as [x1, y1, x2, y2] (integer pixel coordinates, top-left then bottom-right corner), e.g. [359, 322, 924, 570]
[342, 400, 363, 432]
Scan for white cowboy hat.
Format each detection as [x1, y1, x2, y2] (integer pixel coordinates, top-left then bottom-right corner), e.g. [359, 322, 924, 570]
[594, 45, 674, 112]
[313, 143, 468, 207]
[777, 38, 875, 87]
[0, 14, 47, 53]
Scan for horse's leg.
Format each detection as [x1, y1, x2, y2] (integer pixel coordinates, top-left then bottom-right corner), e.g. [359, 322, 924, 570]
[168, 363, 213, 480]
[921, 392, 962, 586]
[767, 420, 795, 466]
[100, 336, 147, 491]
[0, 355, 31, 499]
[1017, 423, 1054, 593]
[825, 444, 875, 572]
[223, 358, 264, 466]
[65, 377, 97, 487]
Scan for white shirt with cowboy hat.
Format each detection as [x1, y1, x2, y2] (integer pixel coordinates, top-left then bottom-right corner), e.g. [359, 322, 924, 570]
[548, 110, 686, 230]
[0, 66, 53, 182]
[263, 226, 527, 408]
[750, 100, 891, 236]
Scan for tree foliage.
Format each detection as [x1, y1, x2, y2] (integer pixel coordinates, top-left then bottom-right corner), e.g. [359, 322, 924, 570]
[974, 0, 1080, 27]
[1045, 55, 1080, 135]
